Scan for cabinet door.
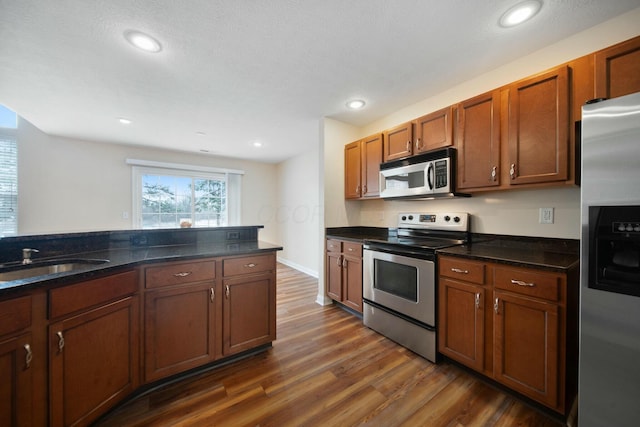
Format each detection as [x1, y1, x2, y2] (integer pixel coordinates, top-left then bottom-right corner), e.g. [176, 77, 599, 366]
[493, 290, 559, 409]
[50, 297, 139, 427]
[223, 272, 276, 355]
[414, 106, 454, 154]
[438, 278, 485, 371]
[508, 66, 569, 185]
[383, 122, 413, 161]
[595, 36, 640, 99]
[344, 140, 362, 199]
[0, 333, 32, 427]
[456, 91, 501, 189]
[326, 251, 343, 301]
[144, 283, 216, 382]
[342, 254, 363, 313]
[361, 134, 383, 198]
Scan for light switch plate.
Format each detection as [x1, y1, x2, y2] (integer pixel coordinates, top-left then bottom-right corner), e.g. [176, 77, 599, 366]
[540, 207, 554, 224]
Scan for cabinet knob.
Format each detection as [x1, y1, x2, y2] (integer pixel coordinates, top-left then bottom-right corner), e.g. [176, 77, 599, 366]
[406, 141, 411, 152]
[225, 285, 230, 299]
[494, 298, 500, 314]
[24, 344, 33, 369]
[243, 263, 257, 268]
[210, 287, 215, 302]
[475, 293, 480, 309]
[56, 331, 65, 352]
[510, 164, 516, 179]
[415, 138, 421, 150]
[491, 166, 497, 181]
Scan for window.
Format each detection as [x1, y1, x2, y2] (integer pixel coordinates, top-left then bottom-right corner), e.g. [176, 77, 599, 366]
[0, 105, 18, 237]
[130, 160, 242, 229]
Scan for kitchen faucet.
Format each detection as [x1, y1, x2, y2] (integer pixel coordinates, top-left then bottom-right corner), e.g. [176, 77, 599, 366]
[22, 248, 39, 264]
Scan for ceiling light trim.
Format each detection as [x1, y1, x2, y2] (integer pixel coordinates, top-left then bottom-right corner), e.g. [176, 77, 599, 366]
[346, 99, 366, 110]
[124, 30, 163, 53]
[499, 0, 542, 28]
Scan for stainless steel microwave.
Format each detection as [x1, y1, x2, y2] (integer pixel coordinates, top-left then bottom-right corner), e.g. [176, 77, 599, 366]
[379, 147, 468, 199]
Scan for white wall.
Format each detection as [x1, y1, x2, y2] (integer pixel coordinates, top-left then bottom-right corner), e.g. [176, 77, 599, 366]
[17, 118, 280, 245]
[274, 147, 321, 277]
[322, 8, 640, 241]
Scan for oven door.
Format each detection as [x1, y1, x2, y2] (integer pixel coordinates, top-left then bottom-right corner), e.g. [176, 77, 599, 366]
[363, 248, 435, 326]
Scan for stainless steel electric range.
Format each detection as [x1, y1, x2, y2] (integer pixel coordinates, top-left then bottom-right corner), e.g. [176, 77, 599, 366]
[362, 212, 470, 363]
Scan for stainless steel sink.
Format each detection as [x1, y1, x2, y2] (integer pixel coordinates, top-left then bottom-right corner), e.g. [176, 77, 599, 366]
[0, 259, 110, 283]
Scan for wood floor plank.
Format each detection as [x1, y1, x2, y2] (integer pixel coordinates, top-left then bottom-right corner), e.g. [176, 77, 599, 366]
[95, 263, 564, 427]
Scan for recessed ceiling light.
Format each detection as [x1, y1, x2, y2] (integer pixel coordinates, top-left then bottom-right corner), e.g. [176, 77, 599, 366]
[118, 117, 132, 124]
[499, 0, 542, 27]
[124, 30, 162, 53]
[346, 99, 366, 110]
[253, 141, 263, 148]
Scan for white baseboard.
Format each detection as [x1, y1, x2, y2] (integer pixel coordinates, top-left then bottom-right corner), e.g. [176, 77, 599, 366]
[276, 256, 319, 278]
[316, 294, 333, 306]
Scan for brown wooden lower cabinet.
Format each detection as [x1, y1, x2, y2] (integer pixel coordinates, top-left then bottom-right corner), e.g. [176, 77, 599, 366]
[49, 296, 139, 427]
[0, 332, 32, 427]
[325, 239, 363, 313]
[438, 255, 576, 415]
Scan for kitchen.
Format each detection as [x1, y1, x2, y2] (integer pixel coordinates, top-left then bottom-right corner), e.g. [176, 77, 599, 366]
[1, 1, 640, 426]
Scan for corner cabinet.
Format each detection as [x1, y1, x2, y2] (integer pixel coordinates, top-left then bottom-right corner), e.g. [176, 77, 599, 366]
[326, 239, 363, 313]
[438, 255, 578, 415]
[344, 133, 383, 199]
[595, 36, 640, 99]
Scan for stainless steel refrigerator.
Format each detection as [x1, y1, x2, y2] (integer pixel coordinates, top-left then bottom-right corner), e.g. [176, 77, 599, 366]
[579, 91, 640, 426]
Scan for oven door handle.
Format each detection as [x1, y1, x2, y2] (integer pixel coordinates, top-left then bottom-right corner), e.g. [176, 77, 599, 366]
[363, 245, 435, 261]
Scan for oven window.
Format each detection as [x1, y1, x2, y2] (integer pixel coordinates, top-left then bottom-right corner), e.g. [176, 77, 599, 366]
[374, 259, 418, 301]
[384, 171, 425, 190]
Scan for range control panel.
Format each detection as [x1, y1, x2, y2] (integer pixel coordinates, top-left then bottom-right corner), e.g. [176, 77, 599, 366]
[398, 212, 469, 231]
[613, 222, 640, 233]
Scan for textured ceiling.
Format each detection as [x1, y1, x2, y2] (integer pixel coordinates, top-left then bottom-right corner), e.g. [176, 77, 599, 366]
[1, 1, 639, 163]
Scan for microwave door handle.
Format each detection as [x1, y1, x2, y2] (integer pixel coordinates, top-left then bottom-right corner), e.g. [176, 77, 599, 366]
[427, 162, 434, 190]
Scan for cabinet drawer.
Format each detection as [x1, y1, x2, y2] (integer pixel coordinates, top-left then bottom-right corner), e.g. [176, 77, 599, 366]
[493, 266, 562, 302]
[439, 257, 486, 285]
[50, 270, 138, 319]
[0, 295, 32, 336]
[223, 253, 275, 277]
[326, 239, 342, 252]
[343, 242, 362, 257]
[145, 259, 215, 289]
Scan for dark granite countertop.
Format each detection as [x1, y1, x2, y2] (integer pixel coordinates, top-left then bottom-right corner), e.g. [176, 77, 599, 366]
[325, 227, 579, 272]
[325, 226, 390, 242]
[0, 227, 282, 295]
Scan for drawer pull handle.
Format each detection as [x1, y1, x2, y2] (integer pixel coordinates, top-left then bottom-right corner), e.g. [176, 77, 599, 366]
[244, 263, 257, 268]
[210, 288, 215, 302]
[451, 268, 469, 274]
[56, 331, 65, 352]
[511, 279, 535, 287]
[475, 293, 480, 309]
[173, 271, 192, 278]
[24, 344, 33, 369]
[494, 297, 499, 314]
[225, 285, 230, 299]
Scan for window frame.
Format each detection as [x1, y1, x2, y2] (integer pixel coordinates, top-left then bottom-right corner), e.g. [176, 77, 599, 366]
[0, 122, 18, 237]
[129, 159, 243, 230]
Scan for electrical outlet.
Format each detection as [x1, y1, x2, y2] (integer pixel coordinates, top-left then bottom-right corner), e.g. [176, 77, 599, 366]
[539, 207, 554, 224]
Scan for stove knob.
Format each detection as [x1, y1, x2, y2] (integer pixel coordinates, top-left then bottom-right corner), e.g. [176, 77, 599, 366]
[454, 216, 461, 223]
[627, 224, 634, 232]
[618, 223, 626, 232]
[634, 224, 640, 232]
[408, 215, 414, 220]
[401, 215, 407, 221]
[444, 215, 451, 222]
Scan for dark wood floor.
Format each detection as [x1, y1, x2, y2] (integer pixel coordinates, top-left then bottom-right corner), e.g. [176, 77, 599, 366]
[95, 264, 564, 427]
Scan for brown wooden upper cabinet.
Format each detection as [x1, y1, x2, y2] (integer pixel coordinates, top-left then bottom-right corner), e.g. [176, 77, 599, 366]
[507, 66, 569, 185]
[595, 36, 640, 100]
[344, 133, 383, 199]
[383, 122, 413, 161]
[456, 91, 501, 190]
[414, 106, 455, 154]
